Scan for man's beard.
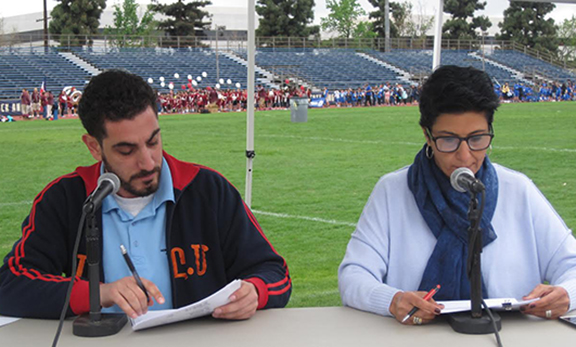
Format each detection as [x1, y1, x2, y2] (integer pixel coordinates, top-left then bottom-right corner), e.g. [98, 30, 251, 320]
[102, 156, 162, 197]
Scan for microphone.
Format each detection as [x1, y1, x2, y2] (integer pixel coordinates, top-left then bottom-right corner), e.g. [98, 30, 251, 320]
[450, 167, 485, 193]
[74, 171, 127, 338]
[87, 173, 120, 210]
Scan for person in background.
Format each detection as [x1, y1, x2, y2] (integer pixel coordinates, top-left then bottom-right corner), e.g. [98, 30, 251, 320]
[58, 91, 67, 118]
[20, 88, 30, 119]
[338, 65, 576, 325]
[31, 88, 41, 118]
[41, 91, 48, 119]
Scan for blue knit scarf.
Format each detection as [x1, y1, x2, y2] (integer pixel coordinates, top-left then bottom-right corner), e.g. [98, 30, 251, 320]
[407, 145, 498, 300]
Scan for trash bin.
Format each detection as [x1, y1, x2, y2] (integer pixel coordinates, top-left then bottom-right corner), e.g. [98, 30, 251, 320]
[290, 97, 308, 123]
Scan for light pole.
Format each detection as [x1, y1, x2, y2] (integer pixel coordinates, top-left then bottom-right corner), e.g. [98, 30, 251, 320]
[214, 25, 225, 82]
[246, 0, 256, 207]
[44, 0, 48, 50]
[385, 0, 390, 52]
[432, 0, 444, 71]
[481, 31, 488, 71]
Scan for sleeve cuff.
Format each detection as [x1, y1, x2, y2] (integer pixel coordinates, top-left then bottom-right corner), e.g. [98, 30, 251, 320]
[559, 279, 576, 312]
[369, 285, 402, 317]
[70, 279, 90, 315]
[245, 277, 268, 309]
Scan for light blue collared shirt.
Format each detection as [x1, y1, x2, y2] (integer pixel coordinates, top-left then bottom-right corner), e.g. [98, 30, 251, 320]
[100, 158, 174, 312]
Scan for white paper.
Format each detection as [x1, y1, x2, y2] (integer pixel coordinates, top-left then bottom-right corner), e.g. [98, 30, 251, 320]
[438, 297, 540, 314]
[0, 316, 21, 327]
[130, 279, 242, 331]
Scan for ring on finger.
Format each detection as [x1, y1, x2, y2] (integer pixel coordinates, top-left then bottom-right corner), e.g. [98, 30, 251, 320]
[413, 316, 423, 325]
[546, 310, 552, 318]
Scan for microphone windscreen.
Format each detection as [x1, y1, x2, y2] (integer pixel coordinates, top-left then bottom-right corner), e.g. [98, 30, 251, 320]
[450, 167, 474, 193]
[98, 173, 121, 195]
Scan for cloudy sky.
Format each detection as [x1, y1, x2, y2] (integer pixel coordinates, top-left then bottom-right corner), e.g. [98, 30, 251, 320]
[1, 0, 575, 23]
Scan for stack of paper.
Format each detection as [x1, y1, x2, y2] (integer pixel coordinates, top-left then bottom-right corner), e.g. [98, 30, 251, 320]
[437, 297, 540, 314]
[130, 279, 241, 331]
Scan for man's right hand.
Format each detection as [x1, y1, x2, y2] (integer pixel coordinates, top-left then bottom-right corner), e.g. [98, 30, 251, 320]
[100, 277, 165, 318]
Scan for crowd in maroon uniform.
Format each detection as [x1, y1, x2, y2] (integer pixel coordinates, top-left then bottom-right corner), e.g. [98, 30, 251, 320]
[157, 84, 312, 114]
[18, 87, 80, 120]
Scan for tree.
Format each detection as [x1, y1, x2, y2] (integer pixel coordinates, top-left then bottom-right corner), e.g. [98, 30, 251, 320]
[369, 0, 433, 39]
[49, 0, 106, 47]
[353, 21, 377, 39]
[321, 0, 368, 39]
[256, 0, 319, 37]
[496, 2, 558, 54]
[105, 0, 156, 47]
[557, 16, 576, 64]
[442, 0, 491, 40]
[369, 1, 404, 38]
[406, 0, 434, 38]
[369, 0, 412, 38]
[150, 0, 212, 39]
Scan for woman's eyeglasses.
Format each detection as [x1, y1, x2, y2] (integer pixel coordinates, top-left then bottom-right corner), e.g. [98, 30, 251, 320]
[426, 127, 494, 153]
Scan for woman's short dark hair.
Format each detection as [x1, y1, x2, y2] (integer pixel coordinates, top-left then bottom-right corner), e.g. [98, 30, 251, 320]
[78, 69, 157, 141]
[419, 65, 500, 129]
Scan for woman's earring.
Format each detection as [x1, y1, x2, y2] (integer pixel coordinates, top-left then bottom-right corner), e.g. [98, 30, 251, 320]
[425, 144, 434, 159]
[487, 144, 493, 157]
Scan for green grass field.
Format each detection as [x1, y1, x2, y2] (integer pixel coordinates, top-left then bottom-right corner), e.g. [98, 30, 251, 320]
[1, 102, 575, 308]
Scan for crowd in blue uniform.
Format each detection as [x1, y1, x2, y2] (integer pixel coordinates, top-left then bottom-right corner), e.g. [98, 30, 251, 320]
[495, 80, 575, 103]
[319, 79, 575, 108]
[325, 83, 421, 107]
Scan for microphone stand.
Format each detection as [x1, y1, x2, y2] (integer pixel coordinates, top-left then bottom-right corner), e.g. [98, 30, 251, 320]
[448, 190, 501, 334]
[73, 198, 127, 337]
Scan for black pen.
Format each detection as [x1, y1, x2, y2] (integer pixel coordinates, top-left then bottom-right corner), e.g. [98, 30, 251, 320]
[401, 284, 441, 323]
[120, 244, 150, 303]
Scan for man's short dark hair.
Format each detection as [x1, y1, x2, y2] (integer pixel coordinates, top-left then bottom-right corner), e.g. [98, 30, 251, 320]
[419, 65, 499, 129]
[78, 69, 157, 141]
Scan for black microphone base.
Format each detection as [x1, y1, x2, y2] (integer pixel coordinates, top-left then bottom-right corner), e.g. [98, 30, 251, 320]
[73, 313, 128, 337]
[448, 311, 501, 334]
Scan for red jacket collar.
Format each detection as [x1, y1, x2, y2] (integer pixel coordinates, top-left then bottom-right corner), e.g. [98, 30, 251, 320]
[74, 151, 200, 197]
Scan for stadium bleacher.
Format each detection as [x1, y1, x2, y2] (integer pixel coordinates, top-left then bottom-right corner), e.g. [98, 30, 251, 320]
[486, 50, 576, 82]
[0, 49, 91, 100]
[1, 47, 574, 101]
[74, 48, 248, 95]
[234, 48, 405, 90]
[370, 49, 522, 85]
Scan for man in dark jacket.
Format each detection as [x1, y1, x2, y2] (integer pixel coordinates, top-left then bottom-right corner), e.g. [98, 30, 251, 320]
[0, 70, 291, 320]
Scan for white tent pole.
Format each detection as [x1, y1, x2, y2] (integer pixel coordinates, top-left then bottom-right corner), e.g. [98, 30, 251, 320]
[245, 0, 256, 208]
[432, 0, 444, 71]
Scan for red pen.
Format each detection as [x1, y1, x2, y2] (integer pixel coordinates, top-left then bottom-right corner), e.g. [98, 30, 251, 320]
[401, 284, 441, 323]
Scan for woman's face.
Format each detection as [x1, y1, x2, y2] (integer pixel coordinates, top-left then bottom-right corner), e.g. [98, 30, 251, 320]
[424, 111, 491, 177]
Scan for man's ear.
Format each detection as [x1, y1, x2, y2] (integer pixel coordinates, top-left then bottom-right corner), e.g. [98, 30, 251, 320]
[82, 134, 103, 162]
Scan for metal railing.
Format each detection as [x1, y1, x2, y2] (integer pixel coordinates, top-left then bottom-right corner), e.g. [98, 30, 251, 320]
[0, 33, 519, 52]
[0, 32, 573, 73]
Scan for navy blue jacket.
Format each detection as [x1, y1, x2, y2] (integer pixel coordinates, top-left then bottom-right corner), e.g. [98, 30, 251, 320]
[0, 152, 291, 318]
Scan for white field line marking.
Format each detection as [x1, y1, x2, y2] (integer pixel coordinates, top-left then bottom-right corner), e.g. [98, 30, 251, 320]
[4, 127, 574, 153]
[186, 131, 576, 154]
[0, 201, 358, 228]
[252, 209, 357, 228]
[0, 126, 83, 132]
[259, 133, 420, 146]
[260, 134, 576, 153]
[0, 201, 33, 207]
[496, 145, 576, 153]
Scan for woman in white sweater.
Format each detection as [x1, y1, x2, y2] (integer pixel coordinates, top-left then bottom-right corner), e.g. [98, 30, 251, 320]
[338, 65, 576, 325]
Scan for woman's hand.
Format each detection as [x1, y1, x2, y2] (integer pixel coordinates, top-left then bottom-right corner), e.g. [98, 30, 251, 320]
[389, 291, 444, 325]
[521, 284, 570, 319]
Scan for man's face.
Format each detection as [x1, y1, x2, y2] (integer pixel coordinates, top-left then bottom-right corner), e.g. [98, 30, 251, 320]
[83, 106, 163, 198]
